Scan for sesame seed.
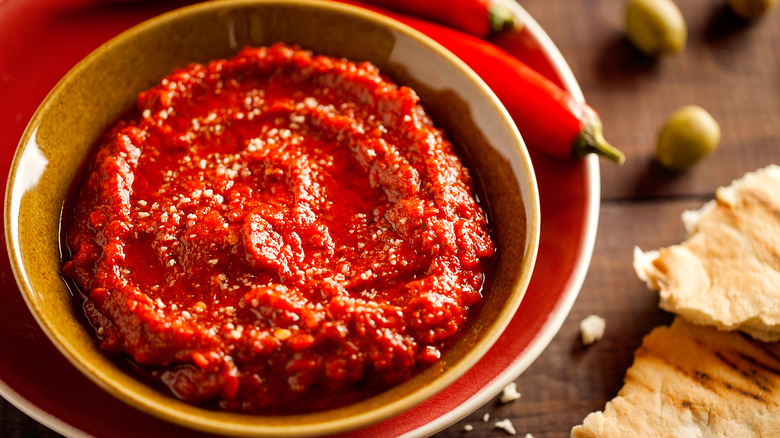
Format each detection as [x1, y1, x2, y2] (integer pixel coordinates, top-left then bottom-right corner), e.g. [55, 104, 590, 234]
[273, 328, 292, 340]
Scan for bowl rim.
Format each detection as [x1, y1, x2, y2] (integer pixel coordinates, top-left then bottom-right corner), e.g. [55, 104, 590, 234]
[4, 0, 540, 436]
[410, 2, 602, 434]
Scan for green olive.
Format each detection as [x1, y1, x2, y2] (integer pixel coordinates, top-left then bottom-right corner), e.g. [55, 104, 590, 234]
[625, 0, 687, 56]
[727, 0, 778, 19]
[656, 105, 720, 171]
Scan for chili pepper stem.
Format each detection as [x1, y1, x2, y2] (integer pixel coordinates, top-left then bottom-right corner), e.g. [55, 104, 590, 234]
[488, 1, 517, 33]
[572, 119, 625, 164]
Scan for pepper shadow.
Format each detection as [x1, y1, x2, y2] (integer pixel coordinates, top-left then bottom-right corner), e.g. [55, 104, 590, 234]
[53, 0, 195, 22]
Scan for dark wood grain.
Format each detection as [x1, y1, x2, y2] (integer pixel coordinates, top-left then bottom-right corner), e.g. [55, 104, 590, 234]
[2, 0, 779, 437]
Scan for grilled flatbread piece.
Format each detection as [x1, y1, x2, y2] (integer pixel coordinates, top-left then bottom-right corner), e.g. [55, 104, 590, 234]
[634, 164, 780, 342]
[571, 318, 780, 438]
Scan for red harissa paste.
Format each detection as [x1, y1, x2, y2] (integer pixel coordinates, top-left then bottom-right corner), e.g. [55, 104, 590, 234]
[62, 43, 494, 414]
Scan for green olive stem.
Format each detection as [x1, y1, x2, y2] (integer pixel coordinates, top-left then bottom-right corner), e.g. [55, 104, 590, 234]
[572, 119, 626, 164]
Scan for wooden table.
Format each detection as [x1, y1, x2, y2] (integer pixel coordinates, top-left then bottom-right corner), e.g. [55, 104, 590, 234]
[1, 0, 778, 436]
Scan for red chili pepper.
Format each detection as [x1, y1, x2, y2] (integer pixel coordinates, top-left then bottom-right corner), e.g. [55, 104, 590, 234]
[337, 0, 625, 164]
[356, 0, 516, 38]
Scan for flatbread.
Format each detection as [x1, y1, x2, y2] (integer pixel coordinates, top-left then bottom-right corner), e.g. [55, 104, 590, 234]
[634, 164, 780, 342]
[571, 318, 780, 438]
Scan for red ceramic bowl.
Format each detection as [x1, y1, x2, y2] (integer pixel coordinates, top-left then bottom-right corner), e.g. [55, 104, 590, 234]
[4, 0, 540, 436]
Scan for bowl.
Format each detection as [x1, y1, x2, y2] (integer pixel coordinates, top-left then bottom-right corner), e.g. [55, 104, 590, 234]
[4, 0, 540, 436]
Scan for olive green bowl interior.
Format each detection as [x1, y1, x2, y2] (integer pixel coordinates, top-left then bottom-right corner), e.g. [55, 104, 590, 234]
[4, 0, 540, 436]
